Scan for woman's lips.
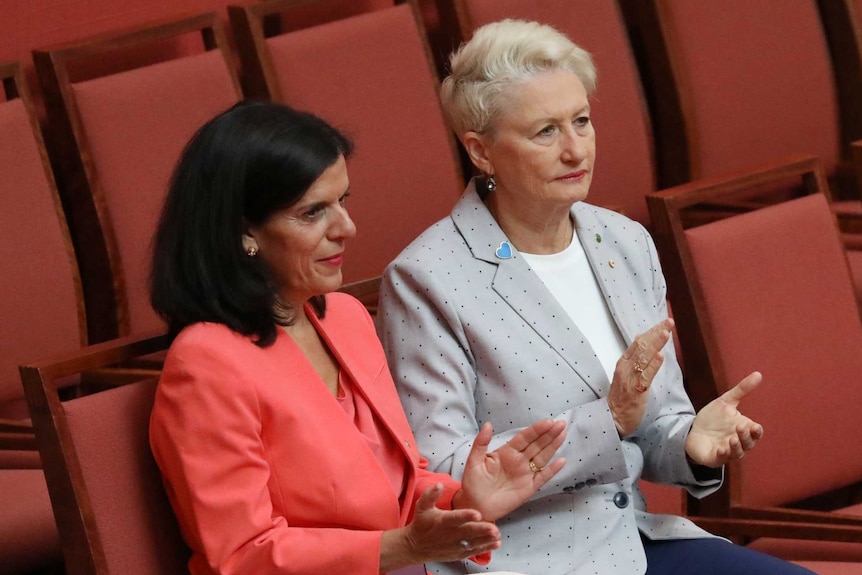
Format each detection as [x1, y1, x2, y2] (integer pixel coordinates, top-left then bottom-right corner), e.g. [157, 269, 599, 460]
[557, 169, 587, 182]
[320, 253, 344, 266]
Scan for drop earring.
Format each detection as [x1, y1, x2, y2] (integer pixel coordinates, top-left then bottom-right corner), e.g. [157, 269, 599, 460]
[486, 175, 496, 193]
[246, 246, 258, 257]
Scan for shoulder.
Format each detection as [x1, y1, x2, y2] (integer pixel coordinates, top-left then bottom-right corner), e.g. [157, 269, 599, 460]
[322, 292, 374, 330]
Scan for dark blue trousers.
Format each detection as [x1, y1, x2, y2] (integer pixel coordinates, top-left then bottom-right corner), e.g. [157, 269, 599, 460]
[643, 536, 817, 575]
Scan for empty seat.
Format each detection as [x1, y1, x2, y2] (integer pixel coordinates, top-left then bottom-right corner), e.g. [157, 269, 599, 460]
[34, 13, 242, 342]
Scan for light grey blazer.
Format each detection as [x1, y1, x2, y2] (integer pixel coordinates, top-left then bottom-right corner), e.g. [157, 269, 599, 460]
[377, 182, 723, 575]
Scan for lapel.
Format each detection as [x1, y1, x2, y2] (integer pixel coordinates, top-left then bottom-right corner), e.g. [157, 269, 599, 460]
[571, 203, 641, 345]
[307, 301, 417, 521]
[451, 182, 638, 399]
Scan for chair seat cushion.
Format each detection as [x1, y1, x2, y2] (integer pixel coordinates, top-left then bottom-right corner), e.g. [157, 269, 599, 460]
[0, 469, 61, 572]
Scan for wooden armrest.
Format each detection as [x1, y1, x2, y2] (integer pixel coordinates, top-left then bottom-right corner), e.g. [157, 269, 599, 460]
[0, 418, 33, 434]
[0, 431, 37, 451]
[690, 515, 862, 542]
[730, 505, 862, 527]
[19, 332, 170, 389]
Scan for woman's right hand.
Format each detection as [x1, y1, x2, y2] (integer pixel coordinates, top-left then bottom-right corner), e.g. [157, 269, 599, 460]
[607, 318, 673, 437]
[379, 483, 501, 572]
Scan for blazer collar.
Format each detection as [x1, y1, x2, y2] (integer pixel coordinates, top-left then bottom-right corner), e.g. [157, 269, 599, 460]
[451, 181, 639, 397]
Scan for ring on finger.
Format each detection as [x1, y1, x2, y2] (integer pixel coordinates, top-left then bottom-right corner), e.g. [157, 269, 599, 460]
[528, 459, 542, 474]
[459, 539, 470, 550]
[633, 362, 645, 374]
[634, 380, 649, 393]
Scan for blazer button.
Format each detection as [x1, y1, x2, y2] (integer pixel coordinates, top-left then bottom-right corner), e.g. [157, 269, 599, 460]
[613, 492, 629, 509]
[574, 482, 586, 490]
[563, 486, 575, 493]
[585, 478, 597, 486]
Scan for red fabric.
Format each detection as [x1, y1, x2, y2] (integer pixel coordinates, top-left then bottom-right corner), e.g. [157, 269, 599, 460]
[63, 377, 190, 575]
[464, 0, 656, 224]
[0, 469, 61, 572]
[663, 0, 841, 178]
[72, 49, 239, 335]
[748, 501, 862, 560]
[0, 97, 82, 418]
[685, 194, 862, 508]
[264, 4, 464, 283]
[638, 480, 685, 515]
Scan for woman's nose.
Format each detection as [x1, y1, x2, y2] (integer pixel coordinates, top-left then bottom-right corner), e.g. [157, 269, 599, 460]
[332, 205, 356, 239]
[561, 129, 587, 163]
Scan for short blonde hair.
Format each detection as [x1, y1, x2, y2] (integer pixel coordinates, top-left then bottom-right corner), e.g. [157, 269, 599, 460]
[440, 19, 597, 136]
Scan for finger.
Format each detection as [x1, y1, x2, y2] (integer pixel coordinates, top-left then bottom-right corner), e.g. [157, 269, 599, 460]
[464, 422, 494, 468]
[721, 371, 762, 406]
[736, 424, 757, 451]
[622, 319, 673, 362]
[521, 422, 567, 468]
[415, 483, 445, 514]
[506, 419, 560, 453]
[531, 457, 566, 489]
[727, 436, 745, 460]
[635, 351, 665, 391]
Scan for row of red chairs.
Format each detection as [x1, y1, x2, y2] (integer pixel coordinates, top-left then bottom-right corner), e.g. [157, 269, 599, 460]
[4, 1, 862, 574]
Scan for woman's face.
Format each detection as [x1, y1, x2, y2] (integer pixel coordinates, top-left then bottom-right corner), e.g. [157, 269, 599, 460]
[243, 155, 356, 307]
[467, 69, 595, 211]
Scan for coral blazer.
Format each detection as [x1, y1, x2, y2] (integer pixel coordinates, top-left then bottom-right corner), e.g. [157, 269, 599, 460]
[150, 293, 461, 575]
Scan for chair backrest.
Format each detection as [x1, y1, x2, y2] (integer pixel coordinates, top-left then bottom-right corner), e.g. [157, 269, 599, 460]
[0, 61, 86, 422]
[452, 0, 657, 224]
[34, 13, 243, 343]
[20, 333, 187, 575]
[642, 0, 842, 186]
[646, 155, 862, 515]
[230, 0, 464, 286]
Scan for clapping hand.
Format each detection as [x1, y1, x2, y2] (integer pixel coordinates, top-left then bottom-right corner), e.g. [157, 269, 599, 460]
[685, 371, 764, 467]
[454, 419, 567, 521]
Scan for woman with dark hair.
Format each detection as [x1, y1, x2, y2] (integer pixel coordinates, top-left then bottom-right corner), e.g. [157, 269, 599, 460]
[148, 100, 566, 575]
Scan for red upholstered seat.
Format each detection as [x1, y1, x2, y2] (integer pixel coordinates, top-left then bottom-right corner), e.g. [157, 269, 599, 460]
[20, 333, 185, 575]
[647, 156, 862, 564]
[230, 0, 464, 295]
[34, 12, 242, 342]
[452, 0, 656, 224]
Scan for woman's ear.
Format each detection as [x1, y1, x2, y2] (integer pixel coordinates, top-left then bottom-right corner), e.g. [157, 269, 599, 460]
[461, 131, 493, 175]
[241, 223, 258, 255]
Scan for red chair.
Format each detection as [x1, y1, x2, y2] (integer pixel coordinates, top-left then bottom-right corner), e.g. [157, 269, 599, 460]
[450, 0, 658, 224]
[34, 13, 243, 342]
[0, 60, 84, 574]
[20, 333, 186, 575]
[230, 0, 464, 301]
[647, 155, 862, 565]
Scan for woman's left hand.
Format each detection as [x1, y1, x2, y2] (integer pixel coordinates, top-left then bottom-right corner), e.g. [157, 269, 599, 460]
[454, 420, 566, 521]
[685, 371, 764, 468]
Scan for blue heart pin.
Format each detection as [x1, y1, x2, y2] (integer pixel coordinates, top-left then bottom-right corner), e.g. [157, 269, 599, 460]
[495, 241, 513, 259]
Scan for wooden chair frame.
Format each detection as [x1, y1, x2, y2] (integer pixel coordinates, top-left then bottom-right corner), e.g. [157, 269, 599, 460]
[646, 155, 862, 536]
[33, 13, 242, 343]
[1, 59, 87, 448]
[19, 333, 173, 575]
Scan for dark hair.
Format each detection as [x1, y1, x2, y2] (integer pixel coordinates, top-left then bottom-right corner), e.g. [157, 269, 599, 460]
[150, 100, 353, 346]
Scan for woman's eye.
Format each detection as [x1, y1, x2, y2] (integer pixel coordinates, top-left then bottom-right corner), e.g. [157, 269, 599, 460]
[339, 192, 350, 206]
[537, 125, 556, 137]
[303, 206, 324, 220]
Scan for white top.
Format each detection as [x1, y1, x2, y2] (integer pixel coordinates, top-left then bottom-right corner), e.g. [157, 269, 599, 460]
[521, 237, 626, 382]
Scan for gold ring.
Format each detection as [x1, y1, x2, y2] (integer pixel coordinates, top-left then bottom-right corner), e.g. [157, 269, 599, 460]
[633, 362, 645, 374]
[529, 460, 542, 473]
[634, 380, 649, 393]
